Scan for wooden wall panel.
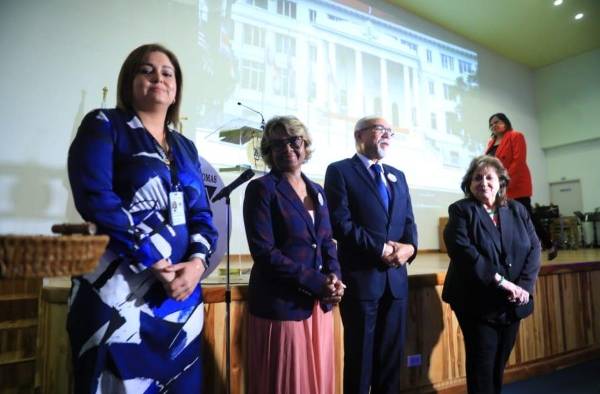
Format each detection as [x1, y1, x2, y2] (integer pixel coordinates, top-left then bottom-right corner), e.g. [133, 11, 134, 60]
[36, 259, 600, 393]
[560, 272, 591, 351]
[397, 266, 600, 392]
[332, 306, 344, 394]
[580, 272, 596, 346]
[0, 278, 42, 393]
[202, 299, 248, 394]
[401, 284, 446, 389]
[36, 286, 72, 394]
[591, 271, 600, 345]
[540, 274, 566, 356]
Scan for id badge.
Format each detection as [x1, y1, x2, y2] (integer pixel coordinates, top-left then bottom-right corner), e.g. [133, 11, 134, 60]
[169, 191, 186, 226]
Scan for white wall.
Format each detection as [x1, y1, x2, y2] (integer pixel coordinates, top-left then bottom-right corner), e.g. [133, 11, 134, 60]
[536, 49, 600, 148]
[535, 48, 600, 213]
[0, 0, 549, 251]
[0, 0, 203, 233]
[544, 139, 600, 212]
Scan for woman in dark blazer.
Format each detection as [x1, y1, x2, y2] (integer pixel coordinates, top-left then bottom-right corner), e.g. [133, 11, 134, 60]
[442, 155, 541, 394]
[243, 115, 345, 394]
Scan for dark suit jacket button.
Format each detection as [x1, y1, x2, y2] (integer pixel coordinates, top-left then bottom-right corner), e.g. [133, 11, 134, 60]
[318, 265, 323, 270]
[311, 243, 317, 249]
[508, 263, 512, 267]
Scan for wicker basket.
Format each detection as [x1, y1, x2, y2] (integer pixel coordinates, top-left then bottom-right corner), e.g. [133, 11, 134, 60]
[0, 235, 109, 278]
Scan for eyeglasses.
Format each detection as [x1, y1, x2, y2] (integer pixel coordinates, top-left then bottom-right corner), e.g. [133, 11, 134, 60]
[270, 136, 304, 151]
[357, 125, 395, 137]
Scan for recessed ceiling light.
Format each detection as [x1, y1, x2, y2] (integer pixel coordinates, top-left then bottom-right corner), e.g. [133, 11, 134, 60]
[574, 12, 584, 20]
[553, 0, 563, 6]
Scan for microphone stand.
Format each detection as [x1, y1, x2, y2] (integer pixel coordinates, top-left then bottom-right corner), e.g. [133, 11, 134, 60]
[225, 194, 232, 394]
[212, 169, 254, 394]
[237, 101, 265, 130]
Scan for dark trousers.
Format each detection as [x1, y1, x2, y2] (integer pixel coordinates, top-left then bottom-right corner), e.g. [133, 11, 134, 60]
[340, 284, 407, 394]
[515, 197, 553, 249]
[456, 313, 520, 394]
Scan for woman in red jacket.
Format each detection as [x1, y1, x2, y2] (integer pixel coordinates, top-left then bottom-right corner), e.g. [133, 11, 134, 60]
[485, 113, 557, 260]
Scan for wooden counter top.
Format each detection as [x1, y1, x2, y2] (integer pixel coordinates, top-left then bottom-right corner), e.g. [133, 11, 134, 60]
[44, 249, 600, 294]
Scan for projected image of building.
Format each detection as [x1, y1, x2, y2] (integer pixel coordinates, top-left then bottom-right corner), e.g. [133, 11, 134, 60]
[195, 0, 479, 191]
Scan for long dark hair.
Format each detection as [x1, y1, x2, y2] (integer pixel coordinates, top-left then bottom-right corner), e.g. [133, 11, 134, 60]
[116, 43, 183, 126]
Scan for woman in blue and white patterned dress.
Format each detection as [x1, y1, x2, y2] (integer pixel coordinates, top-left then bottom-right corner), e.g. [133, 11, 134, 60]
[67, 43, 218, 393]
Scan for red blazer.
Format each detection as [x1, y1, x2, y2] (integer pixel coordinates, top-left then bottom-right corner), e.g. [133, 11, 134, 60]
[486, 130, 532, 199]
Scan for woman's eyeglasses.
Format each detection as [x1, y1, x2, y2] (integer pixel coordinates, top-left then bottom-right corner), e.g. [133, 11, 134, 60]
[270, 136, 304, 151]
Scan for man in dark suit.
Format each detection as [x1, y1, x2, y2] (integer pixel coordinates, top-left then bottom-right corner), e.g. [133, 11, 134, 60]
[324, 116, 418, 394]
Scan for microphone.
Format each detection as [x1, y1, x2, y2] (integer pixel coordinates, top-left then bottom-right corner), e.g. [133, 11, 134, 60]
[237, 101, 265, 129]
[211, 169, 255, 202]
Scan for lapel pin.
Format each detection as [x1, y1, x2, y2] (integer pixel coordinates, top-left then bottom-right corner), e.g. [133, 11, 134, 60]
[387, 173, 397, 183]
[318, 192, 324, 206]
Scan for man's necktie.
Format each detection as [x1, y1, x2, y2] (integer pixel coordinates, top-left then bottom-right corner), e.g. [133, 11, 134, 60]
[370, 164, 389, 212]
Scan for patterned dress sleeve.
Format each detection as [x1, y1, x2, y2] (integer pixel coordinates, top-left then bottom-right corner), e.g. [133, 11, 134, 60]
[68, 110, 176, 268]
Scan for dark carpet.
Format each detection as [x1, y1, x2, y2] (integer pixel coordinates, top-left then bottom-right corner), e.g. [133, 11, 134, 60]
[504, 358, 600, 394]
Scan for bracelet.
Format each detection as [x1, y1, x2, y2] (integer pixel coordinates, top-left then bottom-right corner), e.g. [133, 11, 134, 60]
[201, 259, 209, 270]
[190, 257, 209, 270]
[497, 275, 504, 287]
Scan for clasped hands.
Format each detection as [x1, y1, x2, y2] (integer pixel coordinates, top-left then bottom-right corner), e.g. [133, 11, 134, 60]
[321, 273, 346, 304]
[382, 241, 414, 268]
[497, 277, 530, 306]
[151, 257, 206, 302]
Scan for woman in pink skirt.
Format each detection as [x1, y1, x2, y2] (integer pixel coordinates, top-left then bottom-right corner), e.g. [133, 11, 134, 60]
[243, 115, 345, 394]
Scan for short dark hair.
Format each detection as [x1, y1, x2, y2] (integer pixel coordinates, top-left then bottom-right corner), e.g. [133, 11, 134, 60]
[260, 115, 313, 168]
[461, 155, 510, 206]
[489, 112, 513, 131]
[116, 43, 183, 126]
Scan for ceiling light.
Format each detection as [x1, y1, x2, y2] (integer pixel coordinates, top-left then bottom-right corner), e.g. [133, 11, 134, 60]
[574, 13, 584, 20]
[553, 0, 563, 5]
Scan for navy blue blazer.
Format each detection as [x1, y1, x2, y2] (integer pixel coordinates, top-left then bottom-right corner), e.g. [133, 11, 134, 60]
[243, 170, 341, 321]
[324, 155, 418, 300]
[442, 198, 541, 320]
